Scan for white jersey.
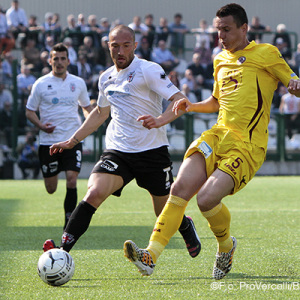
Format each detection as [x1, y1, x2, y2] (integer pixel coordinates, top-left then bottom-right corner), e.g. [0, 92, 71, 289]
[97, 56, 179, 153]
[27, 72, 90, 145]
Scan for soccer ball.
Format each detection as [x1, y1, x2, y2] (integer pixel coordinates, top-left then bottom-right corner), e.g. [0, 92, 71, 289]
[37, 248, 75, 286]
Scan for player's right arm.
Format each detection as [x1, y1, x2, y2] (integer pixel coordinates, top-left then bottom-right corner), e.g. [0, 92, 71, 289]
[173, 95, 220, 115]
[26, 108, 56, 133]
[50, 105, 110, 155]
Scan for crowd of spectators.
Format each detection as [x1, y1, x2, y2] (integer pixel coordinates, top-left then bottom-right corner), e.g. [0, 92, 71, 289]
[1, 0, 300, 158]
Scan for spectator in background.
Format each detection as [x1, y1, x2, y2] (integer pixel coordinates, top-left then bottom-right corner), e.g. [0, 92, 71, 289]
[194, 39, 212, 68]
[0, 82, 13, 111]
[17, 131, 40, 179]
[27, 15, 43, 48]
[275, 37, 292, 61]
[76, 54, 93, 91]
[181, 83, 198, 103]
[0, 6, 15, 55]
[248, 16, 270, 43]
[5, 0, 28, 44]
[151, 39, 179, 73]
[169, 13, 189, 56]
[128, 16, 148, 47]
[77, 13, 89, 33]
[99, 18, 110, 37]
[272, 84, 287, 112]
[22, 38, 40, 71]
[35, 50, 50, 75]
[98, 35, 113, 69]
[42, 35, 55, 53]
[180, 68, 197, 91]
[279, 91, 300, 139]
[17, 64, 36, 101]
[2, 51, 17, 87]
[42, 12, 54, 38]
[212, 40, 223, 60]
[78, 35, 102, 73]
[155, 17, 170, 46]
[0, 100, 13, 147]
[207, 17, 219, 49]
[191, 19, 211, 50]
[51, 13, 61, 43]
[86, 14, 102, 48]
[291, 42, 300, 76]
[168, 70, 180, 89]
[144, 14, 156, 49]
[272, 24, 292, 59]
[135, 36, 152, 61]
[63, 37, 77, 65]
[62, 14, 84, 52]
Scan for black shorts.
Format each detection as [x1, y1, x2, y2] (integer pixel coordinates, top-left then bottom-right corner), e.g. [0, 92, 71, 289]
[91, 146, 174, 197]
[39, 144, 83, 178]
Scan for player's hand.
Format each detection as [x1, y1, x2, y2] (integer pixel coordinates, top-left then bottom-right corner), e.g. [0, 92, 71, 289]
[42, 123, 56, 133]
[172, 98, 193, 115]
[49, 141, 73, 155]
[137, 115, 161, 129]
[288, 79, 300, 95]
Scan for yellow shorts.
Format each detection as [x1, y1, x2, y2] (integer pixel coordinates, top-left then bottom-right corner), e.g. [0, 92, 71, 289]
[184, 127, 266, 194]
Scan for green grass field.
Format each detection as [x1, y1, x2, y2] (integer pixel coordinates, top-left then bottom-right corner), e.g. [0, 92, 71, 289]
[0, 177, 299, 299]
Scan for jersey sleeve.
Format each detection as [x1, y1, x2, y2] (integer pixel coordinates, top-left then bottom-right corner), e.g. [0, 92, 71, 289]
[264, 45, 298, 86]
[97, 77, 110, 107]
[26, 80, 41, 111]
[143, 62, 179, 100]
[78, 78, 91, 107]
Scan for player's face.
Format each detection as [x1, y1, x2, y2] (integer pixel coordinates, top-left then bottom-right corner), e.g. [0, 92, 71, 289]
[109, 30, 137, 71]
[216, 15, 248, 53]
[49, 51, 70, 78]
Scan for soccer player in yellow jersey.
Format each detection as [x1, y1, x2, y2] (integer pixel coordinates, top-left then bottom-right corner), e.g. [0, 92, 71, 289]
[123, 3, 300, 279]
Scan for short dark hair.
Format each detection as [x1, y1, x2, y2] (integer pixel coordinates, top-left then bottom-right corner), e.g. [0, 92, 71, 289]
[50, 43, 69, 58]
[216, 3, 248, 27]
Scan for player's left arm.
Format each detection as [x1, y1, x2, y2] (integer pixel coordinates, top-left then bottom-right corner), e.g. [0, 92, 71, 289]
[137, 91, 187, 129]
[287, 79, 300, 97]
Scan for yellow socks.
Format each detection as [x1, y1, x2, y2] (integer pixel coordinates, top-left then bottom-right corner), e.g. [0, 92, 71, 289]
[146, 195, 188, 263]
[201, 203, 233, 253]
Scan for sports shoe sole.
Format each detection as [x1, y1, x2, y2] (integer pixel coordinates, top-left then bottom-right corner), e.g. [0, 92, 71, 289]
[124, 240, 154, 276]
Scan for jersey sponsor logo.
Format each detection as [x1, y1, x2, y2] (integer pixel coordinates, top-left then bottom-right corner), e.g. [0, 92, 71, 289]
[237, 56, 246, 65]
[291, 72, 297, 77]
[198, 141, 212, 158]
[220, 69, 242, 95]
[70, 83, 76, 92]
[127, 71, 136, 82]
[47, 85, 53, 90]
[224, 162, 237, 175]
[52, 97, 59, 104]
[100, 159, 119, 172]
[167, 82, 174, 88]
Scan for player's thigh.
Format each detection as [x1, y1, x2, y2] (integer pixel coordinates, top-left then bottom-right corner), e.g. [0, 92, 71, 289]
[83, 172, 124, 208]
[171, 152, 207, 201]
[197, 168, 234, 211]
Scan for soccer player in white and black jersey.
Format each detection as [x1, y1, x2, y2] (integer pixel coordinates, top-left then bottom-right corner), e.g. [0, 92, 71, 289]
[26, 43, 93, 229]
[45, 25, 201, 258]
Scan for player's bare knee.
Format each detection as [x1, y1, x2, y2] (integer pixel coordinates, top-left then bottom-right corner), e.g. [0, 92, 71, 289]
[46, 186, 57, 194]
[84, 186, 106, 208]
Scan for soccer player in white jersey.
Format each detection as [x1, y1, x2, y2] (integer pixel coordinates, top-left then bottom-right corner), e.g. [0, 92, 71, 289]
[26, 43, 93, 229]
[43, 25, 201, 257]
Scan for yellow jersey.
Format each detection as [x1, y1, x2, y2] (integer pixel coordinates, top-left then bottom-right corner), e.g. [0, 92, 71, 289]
[212, 41, 298, 150]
